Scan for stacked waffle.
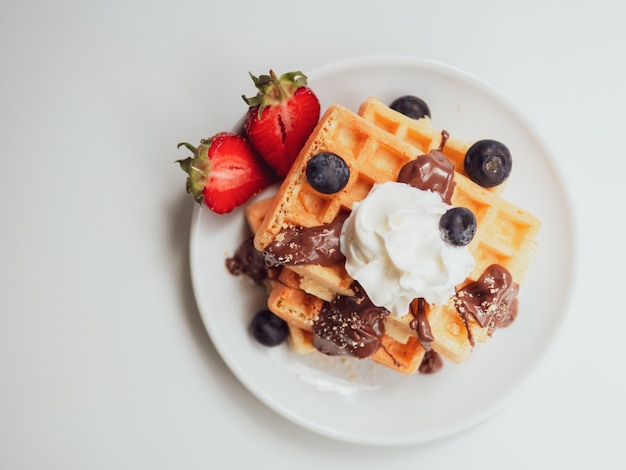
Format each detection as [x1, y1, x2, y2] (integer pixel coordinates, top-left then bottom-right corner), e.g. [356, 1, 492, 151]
[244, 97, 540, 374]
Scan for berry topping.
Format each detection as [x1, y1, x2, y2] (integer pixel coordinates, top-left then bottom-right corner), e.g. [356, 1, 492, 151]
[439, 207, 477, 246]
[250, 309, 289, 347]
[305, 152, 350, 194]
[243, 70, 321, 178]
[389, 95, 431, 120]
[176, 133, 276, 214]
[463, 139, 512, 188]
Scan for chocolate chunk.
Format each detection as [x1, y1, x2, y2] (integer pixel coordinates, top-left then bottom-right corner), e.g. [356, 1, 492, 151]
[225, 236, 268, 284]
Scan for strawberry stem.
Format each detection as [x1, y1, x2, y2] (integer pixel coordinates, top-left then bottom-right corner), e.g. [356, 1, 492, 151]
[177, 142, 197, 154]
[269, 69, 287, 100]
[176, 140, 213, 205]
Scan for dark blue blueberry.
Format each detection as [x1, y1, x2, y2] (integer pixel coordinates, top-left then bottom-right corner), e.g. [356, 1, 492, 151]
[250, 309, 288, 347]
[305, 152, 350, 194]
[464, 139, 512, 188]
[389, 95, 431, 119]
[439, 207, 477, 247]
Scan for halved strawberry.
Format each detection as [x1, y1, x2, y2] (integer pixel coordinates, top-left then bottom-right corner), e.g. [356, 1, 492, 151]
[177, 132, 276, 214]
[242, 70, 321, 178]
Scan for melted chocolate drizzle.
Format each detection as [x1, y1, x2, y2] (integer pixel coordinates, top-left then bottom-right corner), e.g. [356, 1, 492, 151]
[263, 213, 347, 268]
[453, 264, 519, 346]
[225, 236, 270, 284]
[409, 298, 434, 345]
[409, 298, 443, 374]
[312, 283, 387, 359]
[419, 349, 443, 374]
[397, 130, 456, 204]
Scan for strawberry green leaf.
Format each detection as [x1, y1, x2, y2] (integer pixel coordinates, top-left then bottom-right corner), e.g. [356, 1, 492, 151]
[176, 140, 213, 204]
[242, 70, 309, 118]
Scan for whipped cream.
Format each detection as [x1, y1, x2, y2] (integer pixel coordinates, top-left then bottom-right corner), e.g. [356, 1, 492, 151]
[340, 181, 475, 317]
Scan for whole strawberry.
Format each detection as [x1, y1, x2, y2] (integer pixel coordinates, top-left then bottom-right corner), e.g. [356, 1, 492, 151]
[177, 132, 275, 214]
[242, 70, 321, 178]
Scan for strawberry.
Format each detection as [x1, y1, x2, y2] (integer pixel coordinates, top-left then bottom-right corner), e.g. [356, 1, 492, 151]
[177, 132, 276, 214]
[242, 70, 321, 178]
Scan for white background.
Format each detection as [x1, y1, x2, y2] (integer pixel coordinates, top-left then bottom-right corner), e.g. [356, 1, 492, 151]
[0, 0, 622, 468]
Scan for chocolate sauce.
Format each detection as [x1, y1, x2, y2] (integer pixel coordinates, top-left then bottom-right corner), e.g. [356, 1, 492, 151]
[419, 349, 443, 374]
[263, 213, 347, 268]
[225, 236, 269, 284]
[397, 130, 456, 204]
[453, 264, 519, 346]
[409, 298, 434, 345]
[408, 297, 444, 374]
[312, 283, 387, 359]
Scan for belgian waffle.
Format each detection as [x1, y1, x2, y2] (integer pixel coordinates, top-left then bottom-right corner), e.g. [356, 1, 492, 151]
[250, 101, 540, 368]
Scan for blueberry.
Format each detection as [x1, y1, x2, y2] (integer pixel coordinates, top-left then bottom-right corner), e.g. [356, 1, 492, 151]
[439, 207, 477, 246]
[389, 95, 431, 120]
[250, 309, 289, 347]
[464, 139, 512, 188]
[305, 152, 350, 194]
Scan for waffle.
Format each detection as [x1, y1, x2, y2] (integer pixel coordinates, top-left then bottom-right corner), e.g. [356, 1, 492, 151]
[250, 101, 540, 368]
[246, 197, 425, 374]
[253, 104, 419, 297]
[244, 196, 274, 235]
[357, 97, 540, 361]
[357, 97, 504, 194]
[267, 267, 425, 374]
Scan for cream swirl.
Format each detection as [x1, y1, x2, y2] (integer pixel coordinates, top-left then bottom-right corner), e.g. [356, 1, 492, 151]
[340, 182, 475, 317]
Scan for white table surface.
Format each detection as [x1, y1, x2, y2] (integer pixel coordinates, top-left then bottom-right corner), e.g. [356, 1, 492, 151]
[1, 0, 622, 468]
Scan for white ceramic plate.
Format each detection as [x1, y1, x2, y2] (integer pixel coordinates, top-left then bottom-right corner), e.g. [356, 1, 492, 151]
[188, 56, 576, 445]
